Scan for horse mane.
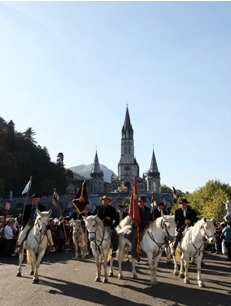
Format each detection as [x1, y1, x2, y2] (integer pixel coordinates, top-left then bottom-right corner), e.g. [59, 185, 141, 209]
[94, 215, 112, 235]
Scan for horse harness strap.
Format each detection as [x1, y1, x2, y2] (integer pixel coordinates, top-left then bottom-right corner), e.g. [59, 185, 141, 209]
[147, 230, 166, 255]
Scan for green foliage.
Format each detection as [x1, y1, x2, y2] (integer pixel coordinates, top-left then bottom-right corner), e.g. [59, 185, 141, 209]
[0, 117, 68, 197]
[171, 180, 231, 221]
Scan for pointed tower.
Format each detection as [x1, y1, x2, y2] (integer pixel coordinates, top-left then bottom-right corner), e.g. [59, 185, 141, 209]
[118, 106, 139, 189]
[146, 149, 161, 193]
[89, 150, 105, 193]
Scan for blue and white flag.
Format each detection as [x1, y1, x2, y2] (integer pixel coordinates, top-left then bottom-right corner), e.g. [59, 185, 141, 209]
[21, 179, 32, 195]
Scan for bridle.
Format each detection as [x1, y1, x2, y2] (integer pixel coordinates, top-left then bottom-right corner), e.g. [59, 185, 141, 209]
[147, 218, 174, 256]
[191, 221, 214, 256]
[87, 220, 110, 252]
[34, 217, 48, 245]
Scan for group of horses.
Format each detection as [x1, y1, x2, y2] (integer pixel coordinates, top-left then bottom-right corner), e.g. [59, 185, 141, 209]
[16, 210, 215, 288]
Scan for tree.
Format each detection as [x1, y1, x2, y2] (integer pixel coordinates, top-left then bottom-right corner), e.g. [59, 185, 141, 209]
[185, 180, 231, 221]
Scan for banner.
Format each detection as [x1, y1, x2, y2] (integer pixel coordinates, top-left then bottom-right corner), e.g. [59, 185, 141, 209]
[72, 180, 89, 214]
[129, 176, 140, 227]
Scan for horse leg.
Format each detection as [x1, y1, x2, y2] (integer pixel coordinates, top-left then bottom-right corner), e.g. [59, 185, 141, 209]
[196, 254, 204, 288]
[172, 254, 179, 276]
[147, 252, 155, 286]
[109, 256, 114, 277]
[131, 257, 138, 279]
[94, 254, 101, 282]
[165, 246, 172, 264]
[29, 250, 38, 283]
[118, 242, 125, 279]
[102, 250, 109, 283]
[183, 255, 190, 284]
[16, 246, 25, 277]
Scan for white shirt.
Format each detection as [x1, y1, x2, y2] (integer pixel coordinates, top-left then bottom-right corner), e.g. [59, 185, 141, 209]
[4, 225, 14, 239]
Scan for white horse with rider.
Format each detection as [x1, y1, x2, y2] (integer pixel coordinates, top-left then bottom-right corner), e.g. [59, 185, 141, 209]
[171, 217, 215, 287]
[83, 215, 113, 283]
[117, 215, 176, 287]
[16, 209, 52, 283]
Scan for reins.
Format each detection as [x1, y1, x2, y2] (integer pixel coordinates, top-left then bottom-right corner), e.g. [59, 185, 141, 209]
[191, 222, 214, 256]
[88, 220, 110, 252]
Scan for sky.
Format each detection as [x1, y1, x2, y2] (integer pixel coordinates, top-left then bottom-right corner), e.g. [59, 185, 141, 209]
[1, 1, 231, 193]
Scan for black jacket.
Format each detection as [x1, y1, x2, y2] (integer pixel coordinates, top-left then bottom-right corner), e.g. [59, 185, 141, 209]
[174, 207, 198, 230]
[114, 211, 128, 227]
[132, 206, 152, 231]
[21, 203, 47, 227]
[94, 205, 117, 229]
[153, 208, 168, 220]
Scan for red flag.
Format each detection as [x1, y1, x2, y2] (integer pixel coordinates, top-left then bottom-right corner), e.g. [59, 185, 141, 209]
[72, 180, 89, 214]
[129, 176, 140, 227]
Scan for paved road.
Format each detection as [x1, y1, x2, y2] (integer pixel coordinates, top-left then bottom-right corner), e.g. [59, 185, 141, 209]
[0, 250, 230, 306]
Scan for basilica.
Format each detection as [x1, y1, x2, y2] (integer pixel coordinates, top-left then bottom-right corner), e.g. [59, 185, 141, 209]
[85, 107, 174, 211]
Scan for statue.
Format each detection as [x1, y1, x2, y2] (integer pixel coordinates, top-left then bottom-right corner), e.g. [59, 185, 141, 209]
[223, 198, 231, 221]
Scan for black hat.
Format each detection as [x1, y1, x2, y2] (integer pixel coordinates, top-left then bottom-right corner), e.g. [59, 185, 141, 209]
[30, 193, 41, 199]
[157, 202, 165, 206]
[101, 195, 110, 201]
[138, 196, 147, 202]
[179, 198, 190, 204]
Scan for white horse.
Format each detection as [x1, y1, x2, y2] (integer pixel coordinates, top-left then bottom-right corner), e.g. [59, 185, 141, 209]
[115, 215, 132, 262]
[72, 219, 86, 260]
[117, 215, 176, 287]
[16, 210, 51, 283]
[172, 217, 215, 288]
[83, 215, 112, 283]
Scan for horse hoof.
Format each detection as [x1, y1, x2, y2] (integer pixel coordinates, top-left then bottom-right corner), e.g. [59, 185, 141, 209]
[180, 274, 184, 278]
[118, 274, 123, 280]
[184, 279, 190, 284]
[174, 271, 179, 276]
[33, 279, 39, 284]
[94, 277, 100, 282]
[102, 278, 108, 283]
[30, 271, 34, 275]
[133, 274, 138, 279]
[199, 282, 205, 288]
[150, 282, 158, 287]
[16, 272, 21, 277]
[109, 272, 114, 277]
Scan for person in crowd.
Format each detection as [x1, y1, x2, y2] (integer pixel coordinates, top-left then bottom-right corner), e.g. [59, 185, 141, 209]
[16, 194, 56, 253]
[221, 221, 231, 261]
[153, 202, 168, 220]
[171, 198, 198, 255]
[94, 195, 118, 257]
[214, 222, 222, 254]
[3, 218, 14, 240]
[114, 204, 128, 227]
[130, 196, 152, 261]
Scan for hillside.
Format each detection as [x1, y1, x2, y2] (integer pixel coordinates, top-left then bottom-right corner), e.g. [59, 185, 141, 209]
[69, 164, 117, 182]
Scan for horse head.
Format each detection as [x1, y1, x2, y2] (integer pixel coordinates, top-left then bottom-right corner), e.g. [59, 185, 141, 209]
[72, 219, 83, 234]
[199, 217, 215, 244]
[160, 215, 176, 242]
[83, 215, 102, 242]
[36, 210, 52, 235]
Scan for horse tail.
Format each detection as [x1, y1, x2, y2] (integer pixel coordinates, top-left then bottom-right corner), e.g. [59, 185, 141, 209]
[27, 250, 32, 265]
[175, 249, 181, 263]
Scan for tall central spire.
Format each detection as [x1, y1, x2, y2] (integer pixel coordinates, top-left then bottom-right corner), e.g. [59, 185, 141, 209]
[91, 150, 101, 174]
[122, 106, 133, 138]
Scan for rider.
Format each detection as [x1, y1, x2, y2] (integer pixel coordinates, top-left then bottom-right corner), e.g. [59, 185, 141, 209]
[16, 194, 56, 253]
[131, 196, 152, 261]
[153, 202, 168, 220]
[114, 204, 128, 228]
[171, 198, 198, 255]
[93, 195, 118, 257]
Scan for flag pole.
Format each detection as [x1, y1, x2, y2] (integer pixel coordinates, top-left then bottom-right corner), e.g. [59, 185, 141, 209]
[53, 188, 68, 244]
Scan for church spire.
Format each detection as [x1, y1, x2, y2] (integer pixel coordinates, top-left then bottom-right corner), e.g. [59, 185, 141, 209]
[149, 149, 159, 173]
[91, 150, 101, 174]
[122, 106, 133, 138]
